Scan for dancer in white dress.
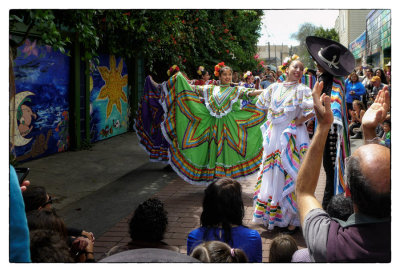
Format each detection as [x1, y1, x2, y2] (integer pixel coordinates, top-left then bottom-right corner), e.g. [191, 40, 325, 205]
[250, 56, 315, 233]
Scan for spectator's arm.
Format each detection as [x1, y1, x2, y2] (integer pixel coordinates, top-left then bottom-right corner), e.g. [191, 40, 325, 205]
[296, 81, 333, 226]
[84, 239, 95, 262]
[362, 87, 390, 143]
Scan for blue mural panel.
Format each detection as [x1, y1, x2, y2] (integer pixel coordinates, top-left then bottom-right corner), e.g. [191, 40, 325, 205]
[11, 39, 70, 162]
[89, 54, 129, 142]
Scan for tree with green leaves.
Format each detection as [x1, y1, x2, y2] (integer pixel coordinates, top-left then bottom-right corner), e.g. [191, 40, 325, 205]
[314, 26, 339, 42]
[290, 23, 339, 69]
[9, 9, 263, 81]
[290, 23, 318, 69]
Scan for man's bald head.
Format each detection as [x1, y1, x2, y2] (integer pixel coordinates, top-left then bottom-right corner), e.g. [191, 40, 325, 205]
[353, 144, 390, 194]
[347, 144, 391, 218]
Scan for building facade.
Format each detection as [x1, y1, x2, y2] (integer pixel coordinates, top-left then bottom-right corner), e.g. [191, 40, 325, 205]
[257, 44, 291, 71]
[365, 9, 391, 67]
[336, 9, 391, 68]
[335, 9, 371, 48]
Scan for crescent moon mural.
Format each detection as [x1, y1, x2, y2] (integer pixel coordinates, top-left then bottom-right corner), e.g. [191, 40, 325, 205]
[10, 91, 35, 147]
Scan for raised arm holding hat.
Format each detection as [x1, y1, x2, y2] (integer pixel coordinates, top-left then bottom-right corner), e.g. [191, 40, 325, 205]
[305, 36, 355, 209]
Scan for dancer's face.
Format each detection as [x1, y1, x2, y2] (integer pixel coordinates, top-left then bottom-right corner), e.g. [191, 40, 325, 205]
[202, 72, 210, 81]
[287, 60, 304, 82]
[220, 69, 232, 85]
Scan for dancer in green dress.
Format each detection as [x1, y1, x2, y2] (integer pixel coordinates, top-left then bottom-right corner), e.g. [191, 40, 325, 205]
[160, 62, 266, 185]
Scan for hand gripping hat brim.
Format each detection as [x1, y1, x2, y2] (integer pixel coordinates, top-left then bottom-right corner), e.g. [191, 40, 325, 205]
[306, 36, 355, 77]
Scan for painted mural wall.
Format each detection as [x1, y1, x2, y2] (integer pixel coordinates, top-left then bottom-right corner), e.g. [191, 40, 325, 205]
[89, 55, 130, 142]
[10, 39, 71, 163]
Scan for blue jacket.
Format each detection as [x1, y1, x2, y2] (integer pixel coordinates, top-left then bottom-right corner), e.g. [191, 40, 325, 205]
[9, 165, 31, 262]
[345, 79, 366, 103]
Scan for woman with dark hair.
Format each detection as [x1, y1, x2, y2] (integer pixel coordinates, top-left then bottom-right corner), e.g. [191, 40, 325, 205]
[250, 55, 314, 233]
[374, 68, 388, 84]
[26, 208, 95, 262]
[30, 229, 74, 262]
[106, 198, 178, 257]
[345, 72, 366, 115]
[192, 66, 216, 86]
[187, 178, 262, 262]
[240, 71, 255, 88]
[26, 209, 68, 239]
[22, 185, 95, 241]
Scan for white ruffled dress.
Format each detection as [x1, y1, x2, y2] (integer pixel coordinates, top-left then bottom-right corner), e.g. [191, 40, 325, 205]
[253, 81, 314, 229]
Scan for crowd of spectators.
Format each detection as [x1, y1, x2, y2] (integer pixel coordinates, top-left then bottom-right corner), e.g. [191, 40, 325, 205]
[346, 63, 391, 143]
[10, 62, 390, 263]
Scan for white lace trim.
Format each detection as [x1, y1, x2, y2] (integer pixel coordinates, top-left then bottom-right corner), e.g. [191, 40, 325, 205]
[203, 85, 242, 118]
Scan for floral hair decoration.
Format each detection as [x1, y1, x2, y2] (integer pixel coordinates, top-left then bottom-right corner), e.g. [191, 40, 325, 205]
[279, 54, 299, 73]
[214, 62, 225, 77]
[197, 66, 205, 76]
[167, 65, 180, 76]
[243, 71, 252, 79]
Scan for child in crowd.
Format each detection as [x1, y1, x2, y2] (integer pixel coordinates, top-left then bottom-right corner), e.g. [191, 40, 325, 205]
[381, 119, 390, 148]
[190, 241, 248, 263]
[240, 71, 254, 88]
[269, 234, 298, 262]
[326, 193, 353, 221]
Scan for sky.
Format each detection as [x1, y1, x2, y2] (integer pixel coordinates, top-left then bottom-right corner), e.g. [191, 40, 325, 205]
[258, 10, 339, 46]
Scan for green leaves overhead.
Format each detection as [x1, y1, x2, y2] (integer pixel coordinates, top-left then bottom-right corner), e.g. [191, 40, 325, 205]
[10, 9, 263, 80]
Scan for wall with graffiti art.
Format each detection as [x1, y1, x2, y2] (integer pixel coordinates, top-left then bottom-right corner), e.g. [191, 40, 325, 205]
[10, 39, 71, 163]
[89, 54, 130, 142]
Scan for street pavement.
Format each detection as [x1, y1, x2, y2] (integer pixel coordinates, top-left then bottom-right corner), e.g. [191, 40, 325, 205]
[19, 131, 364, 262]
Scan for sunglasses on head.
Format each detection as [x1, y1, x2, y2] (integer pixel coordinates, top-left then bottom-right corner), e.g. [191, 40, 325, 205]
[41, 195, 53, 207]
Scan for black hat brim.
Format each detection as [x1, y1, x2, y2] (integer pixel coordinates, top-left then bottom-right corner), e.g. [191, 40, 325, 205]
[306, 36, 355, 77]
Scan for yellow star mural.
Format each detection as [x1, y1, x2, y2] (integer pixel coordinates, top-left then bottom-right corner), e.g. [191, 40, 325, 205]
[97, 55, 128, 119]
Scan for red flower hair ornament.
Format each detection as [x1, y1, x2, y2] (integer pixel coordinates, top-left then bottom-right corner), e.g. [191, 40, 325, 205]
[214, 62, 225, 77]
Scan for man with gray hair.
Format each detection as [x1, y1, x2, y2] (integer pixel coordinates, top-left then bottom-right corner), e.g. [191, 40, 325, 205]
[296, 82, 390, 262]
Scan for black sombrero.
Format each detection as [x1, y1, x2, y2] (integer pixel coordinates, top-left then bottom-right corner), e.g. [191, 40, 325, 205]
[306, 36, 355, 77]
